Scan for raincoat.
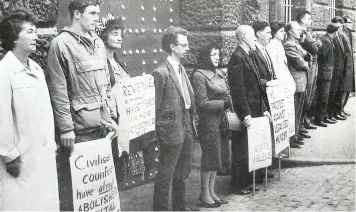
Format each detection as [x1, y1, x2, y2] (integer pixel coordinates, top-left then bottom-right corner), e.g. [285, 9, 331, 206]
[0, 51, 59, 210]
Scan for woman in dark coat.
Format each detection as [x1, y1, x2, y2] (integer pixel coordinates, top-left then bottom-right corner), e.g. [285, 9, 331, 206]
[191, 43, 230, 208]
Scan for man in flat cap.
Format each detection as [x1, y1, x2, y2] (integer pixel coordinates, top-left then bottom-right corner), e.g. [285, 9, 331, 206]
[314, 23, 340, 126]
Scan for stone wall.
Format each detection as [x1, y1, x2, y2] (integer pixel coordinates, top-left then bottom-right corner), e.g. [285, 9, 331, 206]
[0, 0, 58, 68]
[181, 0, 270, 68]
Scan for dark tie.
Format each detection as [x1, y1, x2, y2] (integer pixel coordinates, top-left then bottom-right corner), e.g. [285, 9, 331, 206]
[179, 65, 191, 108]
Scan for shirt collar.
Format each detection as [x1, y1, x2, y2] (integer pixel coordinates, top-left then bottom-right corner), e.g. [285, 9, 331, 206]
[5, 51, 40, 75]
[255, 42, 266, 52]
[167, 55, 180, 71]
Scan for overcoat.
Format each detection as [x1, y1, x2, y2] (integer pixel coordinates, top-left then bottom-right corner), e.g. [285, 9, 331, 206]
[0, 51, 59, 210]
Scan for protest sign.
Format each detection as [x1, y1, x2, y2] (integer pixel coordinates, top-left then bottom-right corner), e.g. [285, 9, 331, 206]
[248, 116, 272, 172]
[267, 85, 290, 155]
[285, 87, 295, 137]
[118, 75, 155, 140]
[70, 133, 121, 212]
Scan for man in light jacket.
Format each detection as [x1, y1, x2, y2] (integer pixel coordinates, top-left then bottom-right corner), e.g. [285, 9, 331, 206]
[284, 21, 310, 148]
[46, 0, 119, 210]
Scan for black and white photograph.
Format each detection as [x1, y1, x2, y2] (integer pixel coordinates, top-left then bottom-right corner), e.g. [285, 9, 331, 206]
[0, 0, 355, 211]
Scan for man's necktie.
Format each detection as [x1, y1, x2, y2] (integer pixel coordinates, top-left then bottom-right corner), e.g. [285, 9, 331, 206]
[179, 65, 191, 108]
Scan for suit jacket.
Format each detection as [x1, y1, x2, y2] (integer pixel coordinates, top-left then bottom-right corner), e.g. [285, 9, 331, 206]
[227, 46, 267, 120]
[317, 33, 335, 81]
[341, 27, 355, 92]
[252, 47, 275, 90]
[300, 31, 318, 56]
[333, 33, 346, 77]
[284, 38, 309, 92]
[152, 60, 196, 145]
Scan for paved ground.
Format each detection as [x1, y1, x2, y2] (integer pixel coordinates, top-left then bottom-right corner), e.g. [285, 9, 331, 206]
[120, 164, 355, 211]
[119, 98, 356, 211]
[289, 97, 355, 161]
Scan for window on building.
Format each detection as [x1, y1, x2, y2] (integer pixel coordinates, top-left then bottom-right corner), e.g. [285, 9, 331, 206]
[284, 0, 293, 23]
[329, 0, 336, 19]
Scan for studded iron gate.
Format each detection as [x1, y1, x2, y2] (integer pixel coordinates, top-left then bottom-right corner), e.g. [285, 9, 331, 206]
[57, 0, 181, 190]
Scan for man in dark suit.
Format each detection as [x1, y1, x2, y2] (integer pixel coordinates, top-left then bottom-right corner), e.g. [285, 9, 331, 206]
[315, 24, 340, 126]
[328, 16, 348, 121]
[228, 25, 271, 195]
[251, 20, 276, 111]
[333, 16, 355, 118]
[339, 16, 355, 115]
[284, 21, 310, 148]
[152, 26, 196, 211]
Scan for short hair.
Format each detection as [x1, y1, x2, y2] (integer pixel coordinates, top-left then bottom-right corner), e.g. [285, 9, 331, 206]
[326, 23, 339, 33]
[285, 21, 298, 36]
[331, 16, 344, 24]
[197, 42, 221, 66]
[68, 0, 103, 21]
[342, 15, 353, 23]
[252, 20, 269, 36]
[0, 8, 38, 51]
[296, 10, 311, 23]
[161, 26, 188, 54]
[99, 18, 125, 44]
[235, 25, 253, 42]
[270, 21, 286, 37]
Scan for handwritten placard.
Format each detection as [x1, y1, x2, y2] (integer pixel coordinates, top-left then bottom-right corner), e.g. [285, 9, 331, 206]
[285, 87, 295, 137]
[119, 75, 155, 140]
[248, 116, 272, 172]
[267, 85, 290, 155]
[70, 134, 121, 212]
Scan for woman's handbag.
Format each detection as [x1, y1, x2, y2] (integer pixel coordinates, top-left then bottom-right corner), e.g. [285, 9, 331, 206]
[224, 98, 242, 131]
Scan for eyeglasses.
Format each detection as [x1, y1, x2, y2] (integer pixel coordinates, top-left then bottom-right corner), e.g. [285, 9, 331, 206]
[176, 43, 189, 48]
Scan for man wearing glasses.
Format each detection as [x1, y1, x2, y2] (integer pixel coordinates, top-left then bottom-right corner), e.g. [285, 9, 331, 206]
[152, 26, 197, 211]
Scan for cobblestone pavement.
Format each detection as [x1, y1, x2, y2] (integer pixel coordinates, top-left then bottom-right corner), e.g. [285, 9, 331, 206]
[120, 164, 355, 211]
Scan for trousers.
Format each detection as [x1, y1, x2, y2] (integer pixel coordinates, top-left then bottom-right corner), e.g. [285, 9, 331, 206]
[57, 128, 108, 211]
[153, 112, 193, 211]
[315, 80, 332, 121]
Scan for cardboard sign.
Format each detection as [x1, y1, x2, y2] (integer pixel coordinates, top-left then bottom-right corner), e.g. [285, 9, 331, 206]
[285, 87, 295, 137]
[248, 116, 272, 172]
[119, 75, 155, 140]
[70, 133, 121, 212]
[267, 85, 290, 155]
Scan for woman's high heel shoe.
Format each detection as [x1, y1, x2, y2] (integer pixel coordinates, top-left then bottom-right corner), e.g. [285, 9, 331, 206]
[199, 197, 221, 208]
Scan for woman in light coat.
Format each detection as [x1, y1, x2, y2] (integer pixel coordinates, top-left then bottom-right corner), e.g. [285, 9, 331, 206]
[0, 8, 59, 210]
[266, 21, 296, 90]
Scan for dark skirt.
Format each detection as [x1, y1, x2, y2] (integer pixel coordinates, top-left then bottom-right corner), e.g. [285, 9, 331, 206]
[199, 130, 222, 171]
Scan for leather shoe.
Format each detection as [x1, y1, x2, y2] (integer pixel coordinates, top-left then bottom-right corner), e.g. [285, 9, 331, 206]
[341, 111, 351, 117]
[184, 206, 201, 211]
[260, 172, 274, 179]
[198, 198, 220, 208]
[335, 114, 347, 120]
[214, 199, 228, 204]
[290, 142, 301, 148]
[315, 120, 327, 127]
[329, 116, 337, 122]
[324, 118, 337, 124]
[296, 135, 304, 141]
[299, 132, 311, 139]
[300, 128, 309, 134]
[295, 139, 305, 145]
[305, 124, 317, 130]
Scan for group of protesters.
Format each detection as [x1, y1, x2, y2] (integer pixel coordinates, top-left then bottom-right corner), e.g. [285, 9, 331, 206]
[0, 0, 354, 211]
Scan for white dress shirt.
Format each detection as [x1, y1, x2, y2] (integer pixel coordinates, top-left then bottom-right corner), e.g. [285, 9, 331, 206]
[167, 56, 191, 109]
